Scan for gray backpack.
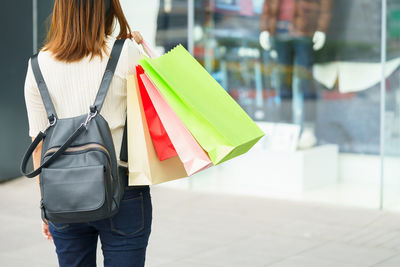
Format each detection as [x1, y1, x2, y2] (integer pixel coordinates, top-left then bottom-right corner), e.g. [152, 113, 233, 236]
[21, 39, 126, 224]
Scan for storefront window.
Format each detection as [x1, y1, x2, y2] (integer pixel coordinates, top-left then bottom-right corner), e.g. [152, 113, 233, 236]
[383, 0, 400, 209]
[28, 0, 399, 210]
[153, 0, 399, 209]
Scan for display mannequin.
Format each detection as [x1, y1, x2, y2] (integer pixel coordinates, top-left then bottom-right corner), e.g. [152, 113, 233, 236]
[260, 30, 326, 51]
[259, 0, 332, 141]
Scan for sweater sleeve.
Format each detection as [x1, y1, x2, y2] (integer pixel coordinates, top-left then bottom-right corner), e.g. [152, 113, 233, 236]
[24, 59, 48, 137]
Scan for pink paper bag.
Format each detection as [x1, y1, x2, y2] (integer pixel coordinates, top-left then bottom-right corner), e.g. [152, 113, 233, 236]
[136, 65, 177, 161]
[140, 73, 213, 175]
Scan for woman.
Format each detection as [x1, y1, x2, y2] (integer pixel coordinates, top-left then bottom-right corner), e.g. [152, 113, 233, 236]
[24, 1, 152, 266]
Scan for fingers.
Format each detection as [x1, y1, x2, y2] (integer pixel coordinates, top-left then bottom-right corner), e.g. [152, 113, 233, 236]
[42, 222, 53, 242]
[259, 31, 271, 50]
[131, 31, 143, 45]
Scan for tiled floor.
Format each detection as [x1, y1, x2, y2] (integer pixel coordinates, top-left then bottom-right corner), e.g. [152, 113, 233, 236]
[1, 177, 400, 267]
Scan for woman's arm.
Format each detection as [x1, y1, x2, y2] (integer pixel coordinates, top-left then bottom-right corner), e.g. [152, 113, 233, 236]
[25, 58, 52, 240]
[32, 136, 52, 241]
[32, 137, 42, 192]
[25, 60, 47, 192]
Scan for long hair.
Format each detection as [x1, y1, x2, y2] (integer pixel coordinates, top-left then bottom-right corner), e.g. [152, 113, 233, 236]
[43, 0, 131, 62]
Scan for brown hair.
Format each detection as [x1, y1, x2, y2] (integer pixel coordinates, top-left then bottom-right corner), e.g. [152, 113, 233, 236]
[43, 0, 131, 62]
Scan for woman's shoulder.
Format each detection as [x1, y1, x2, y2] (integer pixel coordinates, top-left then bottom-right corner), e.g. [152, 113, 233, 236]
[36, 48, 92, 68]
[30, 36, 141, 79]
[35, 49, 55, 64]
[106, 35, 140, 55]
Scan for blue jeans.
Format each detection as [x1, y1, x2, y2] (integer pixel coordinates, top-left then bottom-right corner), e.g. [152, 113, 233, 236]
[48, 186, 152, 267]
[273, 37, 315, 127]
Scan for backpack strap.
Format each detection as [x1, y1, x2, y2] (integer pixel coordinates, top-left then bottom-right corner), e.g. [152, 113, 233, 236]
[91, 39, 125, 113]
[23, 39, 128, 178]
[120, 117, 128, 162]
[21, 123, 87, 178]
[31, 54, 58, 123]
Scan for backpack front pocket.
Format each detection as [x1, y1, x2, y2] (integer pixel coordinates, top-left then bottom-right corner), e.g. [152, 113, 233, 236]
[41, 165, 106, 213]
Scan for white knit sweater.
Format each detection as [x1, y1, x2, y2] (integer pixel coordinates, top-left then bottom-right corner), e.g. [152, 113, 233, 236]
[24, 37, 141, 161]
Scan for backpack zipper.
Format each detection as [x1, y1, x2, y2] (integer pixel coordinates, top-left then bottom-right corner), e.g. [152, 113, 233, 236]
[44, 143, 111, 159]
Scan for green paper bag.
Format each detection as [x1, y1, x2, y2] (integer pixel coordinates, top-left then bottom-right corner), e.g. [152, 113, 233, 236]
[139, 45, 264, 165]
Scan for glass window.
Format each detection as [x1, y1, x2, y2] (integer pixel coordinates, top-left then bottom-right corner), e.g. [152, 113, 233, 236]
[383, 0, 400, 210]
[32, 0, 399, 210]
[153, 0, 390, 209]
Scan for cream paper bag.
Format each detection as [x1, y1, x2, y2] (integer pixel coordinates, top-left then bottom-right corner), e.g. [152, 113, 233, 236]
[127, 75, 188, 185]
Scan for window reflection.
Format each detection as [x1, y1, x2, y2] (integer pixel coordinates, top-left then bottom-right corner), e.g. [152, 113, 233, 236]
[145, 0, 400, 208]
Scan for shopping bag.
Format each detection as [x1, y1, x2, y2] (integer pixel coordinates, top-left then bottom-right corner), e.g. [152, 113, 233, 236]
[140, 72, 213, 175]
[139, 45, 265, 165]
[136, 65, 177, 161]
[127, 74, 188, 185]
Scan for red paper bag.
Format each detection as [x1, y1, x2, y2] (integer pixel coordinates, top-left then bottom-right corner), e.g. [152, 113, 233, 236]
[140, 73, 213, 175]
[136, 65, 177, 161]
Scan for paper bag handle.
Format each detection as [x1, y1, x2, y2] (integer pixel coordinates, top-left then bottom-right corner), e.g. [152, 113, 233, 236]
[141, 40, 157, 59]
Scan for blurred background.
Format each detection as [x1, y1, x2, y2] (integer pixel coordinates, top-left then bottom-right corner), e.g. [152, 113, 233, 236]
[3, 0, 400, 266]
